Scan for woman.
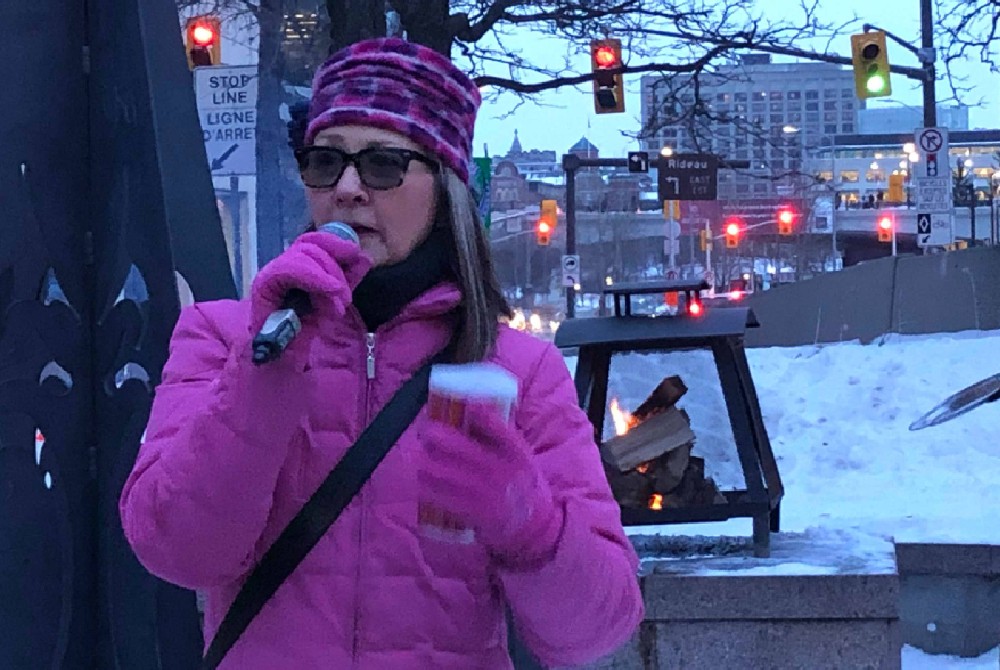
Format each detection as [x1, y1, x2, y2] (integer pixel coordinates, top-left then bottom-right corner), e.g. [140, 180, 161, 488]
[120, 37, 643, 669]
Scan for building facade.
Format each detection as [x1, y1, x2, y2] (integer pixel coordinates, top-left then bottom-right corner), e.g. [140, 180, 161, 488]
[640, 54, 863, 203]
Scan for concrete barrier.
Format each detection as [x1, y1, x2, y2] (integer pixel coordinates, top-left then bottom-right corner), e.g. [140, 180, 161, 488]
[744, 247, 1000, 348]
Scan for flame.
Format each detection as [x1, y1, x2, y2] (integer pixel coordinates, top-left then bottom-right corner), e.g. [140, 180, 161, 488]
[648, 493, 664, 510]
[609, 398, 638, 436]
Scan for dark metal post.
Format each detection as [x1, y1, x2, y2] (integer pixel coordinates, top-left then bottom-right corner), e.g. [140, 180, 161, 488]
[562, 153, 580, 318]
[920, 0, 936, 127]
[970, 196, 977, 247]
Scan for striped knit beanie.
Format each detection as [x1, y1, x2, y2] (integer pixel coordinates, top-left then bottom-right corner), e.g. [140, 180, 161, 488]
[306, 38, 481, 184]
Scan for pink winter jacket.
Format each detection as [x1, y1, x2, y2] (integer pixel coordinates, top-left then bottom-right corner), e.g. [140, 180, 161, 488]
[120, 283, 643, 669]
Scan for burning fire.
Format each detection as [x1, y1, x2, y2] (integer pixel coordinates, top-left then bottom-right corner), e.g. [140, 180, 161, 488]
[609, 398, 639, 436]
[648, 493, 664, 510]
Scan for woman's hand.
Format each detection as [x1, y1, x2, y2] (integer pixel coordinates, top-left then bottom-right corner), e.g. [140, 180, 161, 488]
[417, 403, 565, 568]
[249, 231, 372, 336]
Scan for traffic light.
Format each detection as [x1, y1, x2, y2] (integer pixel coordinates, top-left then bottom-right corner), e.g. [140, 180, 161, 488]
[887, 173, 905, 203]
[590, 38, 624, 114]
[663, 200, 680, 220]
[850, 30, 891, 99]
[699, 229, 712, 251]
[777, 205, 796, 235]
[535, 220, 551, 245]
[536, 199, 557, 245]
[724, 218, 742, 249]
[877, 214, 893, 243]
[185, 16, 221, 69]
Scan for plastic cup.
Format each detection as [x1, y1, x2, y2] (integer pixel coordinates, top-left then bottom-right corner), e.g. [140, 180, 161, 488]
[427, 363, 518, 427]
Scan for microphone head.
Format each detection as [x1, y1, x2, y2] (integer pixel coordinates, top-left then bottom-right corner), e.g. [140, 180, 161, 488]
[318, 221, 360, 244]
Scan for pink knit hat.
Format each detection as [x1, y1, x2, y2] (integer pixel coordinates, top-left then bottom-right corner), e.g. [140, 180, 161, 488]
[306, 38, 481, 183]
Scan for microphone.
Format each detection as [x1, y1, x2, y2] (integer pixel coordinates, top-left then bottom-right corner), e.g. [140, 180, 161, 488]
[251, 222, 360, 366]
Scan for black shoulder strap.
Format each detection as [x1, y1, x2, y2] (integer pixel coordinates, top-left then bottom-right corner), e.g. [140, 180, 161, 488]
[202, 344, 452, 669]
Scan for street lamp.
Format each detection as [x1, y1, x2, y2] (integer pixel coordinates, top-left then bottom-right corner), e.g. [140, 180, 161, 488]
[660, 145, 674, 157]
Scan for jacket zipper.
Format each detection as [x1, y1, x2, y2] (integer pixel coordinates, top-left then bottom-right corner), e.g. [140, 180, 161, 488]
[351, 332, 376, 666]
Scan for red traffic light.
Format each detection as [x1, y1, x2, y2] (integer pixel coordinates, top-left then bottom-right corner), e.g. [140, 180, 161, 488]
[537, 220, 552, 234]
[191, 23, 217, 46]
[725, 221, 741, 237]
[777, 207, 795, 225]
[594, 46, 618, 68]
[878, 215, 893, 230]
[687, 299, 703, 316]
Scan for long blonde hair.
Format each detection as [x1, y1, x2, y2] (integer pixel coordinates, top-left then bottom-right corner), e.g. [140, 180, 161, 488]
[437, 168, 511, 362]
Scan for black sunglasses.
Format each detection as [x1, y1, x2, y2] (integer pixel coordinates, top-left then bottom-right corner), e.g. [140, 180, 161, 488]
[294, 146, 438, 190]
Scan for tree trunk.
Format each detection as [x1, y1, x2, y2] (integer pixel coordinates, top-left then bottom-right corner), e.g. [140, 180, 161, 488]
[394, 0, 453, 56]
[256, 0, 288, 268]
[327, 0, 387, 53]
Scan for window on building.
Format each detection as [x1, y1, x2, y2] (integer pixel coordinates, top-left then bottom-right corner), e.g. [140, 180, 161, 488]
[805, 90, 819, 100]
[806, 112, 819, 122]
[788, 112, 802, 123]
[752, 103, 766, 113]
[824, 100, 838, 110]
[757, 91, 768, 99]
[753, 182, 770, 194]
[842, 88, 853, 98]
[840, 170, 859, 183]
[865, 169, 884, 183]
[735, 183, 750, 193]
[824, 112, 838, 122]
[716, 93, 731, 102]
[788, 91, 802, 100]
[805, 102, 819, 111]
[824, 88, 837, 98]
[842, 123, 854, 133]
[735, 93, 747, 102]
[770, 114, 784, 124]
[824, 124, 838, 134]
[817, 169, 834, 182]
[770, 91, 783, 100]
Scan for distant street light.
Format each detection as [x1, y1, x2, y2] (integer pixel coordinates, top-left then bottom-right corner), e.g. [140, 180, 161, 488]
[660, 146, 674, 157]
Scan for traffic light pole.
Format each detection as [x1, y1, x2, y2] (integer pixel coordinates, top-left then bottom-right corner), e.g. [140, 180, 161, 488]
[564, 154, 578, 318]
[919, 0, 937, 127]
[862, 0, 936, 126]
[561, 153, 749, 318]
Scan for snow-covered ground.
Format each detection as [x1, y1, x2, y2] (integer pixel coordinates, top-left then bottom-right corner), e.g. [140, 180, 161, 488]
[563, 328, 1000, 668]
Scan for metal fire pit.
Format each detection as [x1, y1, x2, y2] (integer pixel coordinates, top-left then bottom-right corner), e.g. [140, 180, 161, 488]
[555, 279, 783, 556]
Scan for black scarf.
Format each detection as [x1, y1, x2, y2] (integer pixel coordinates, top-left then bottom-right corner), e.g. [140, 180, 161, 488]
[351, 226, 455, 332]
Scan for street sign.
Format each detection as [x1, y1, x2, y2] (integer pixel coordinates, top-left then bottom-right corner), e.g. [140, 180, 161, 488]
[195, 65, 258, 176]
[627, 151, 649, 173]
[914, 179, 953, 211]
[916, 212, 953, 247]
[916, 127, 945, 154]
[561, 254, 580, 288]
[657, 153, 719, 201]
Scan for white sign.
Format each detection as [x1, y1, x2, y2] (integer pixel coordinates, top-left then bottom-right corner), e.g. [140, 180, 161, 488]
[913, 178, 953, 212]
[916, 212, 954, 247]
[913, 127, 951, 213]
[915, 127, 946, 154]
[561, 254, 580, 288]
[195, 65, 258, 176]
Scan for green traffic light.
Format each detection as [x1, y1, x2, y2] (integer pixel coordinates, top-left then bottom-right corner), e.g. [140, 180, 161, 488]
[866, 74, 886, 94]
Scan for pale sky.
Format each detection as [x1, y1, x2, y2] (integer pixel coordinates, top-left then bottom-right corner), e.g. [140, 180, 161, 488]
[471, 0, 999, 160]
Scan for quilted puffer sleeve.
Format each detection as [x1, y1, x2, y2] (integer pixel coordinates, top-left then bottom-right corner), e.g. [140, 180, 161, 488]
[119, 302, 307, 589]
[499, 342, 644, 667]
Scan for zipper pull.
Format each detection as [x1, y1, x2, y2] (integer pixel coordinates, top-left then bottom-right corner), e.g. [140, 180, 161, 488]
[366, 332, 376, 379]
